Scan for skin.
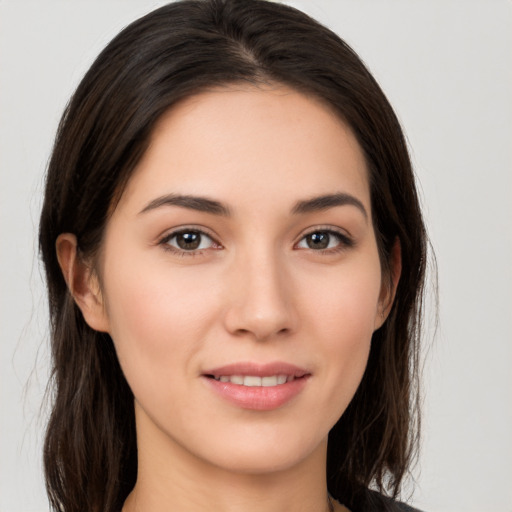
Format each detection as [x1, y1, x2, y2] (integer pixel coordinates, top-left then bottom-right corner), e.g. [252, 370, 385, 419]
[57, 85, 400, 512]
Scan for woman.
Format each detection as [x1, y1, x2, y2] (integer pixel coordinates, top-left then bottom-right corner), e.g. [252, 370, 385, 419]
[39, 1, 427, 511]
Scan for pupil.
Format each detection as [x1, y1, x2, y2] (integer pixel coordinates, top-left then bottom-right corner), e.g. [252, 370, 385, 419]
[177, 232, 201, 250]
[307, 232, 329, 249]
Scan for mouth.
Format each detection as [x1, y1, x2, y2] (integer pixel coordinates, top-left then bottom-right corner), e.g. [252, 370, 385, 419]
[201, 362, 310, 410]
[205, 374, 299, 386]
[202, 361, 309, 385]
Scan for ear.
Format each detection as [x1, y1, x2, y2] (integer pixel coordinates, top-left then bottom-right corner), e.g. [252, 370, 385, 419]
[56, 233, 110, 332]
[374, 237, 402, 330]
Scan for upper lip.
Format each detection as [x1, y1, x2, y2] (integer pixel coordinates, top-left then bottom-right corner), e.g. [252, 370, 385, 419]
[202, 361, 310, 378]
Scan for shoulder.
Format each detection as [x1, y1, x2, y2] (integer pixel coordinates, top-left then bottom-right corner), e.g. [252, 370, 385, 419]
[393, 502, 423, 512]
[367, 491, 423, 512]
[341, 491, 423, 512]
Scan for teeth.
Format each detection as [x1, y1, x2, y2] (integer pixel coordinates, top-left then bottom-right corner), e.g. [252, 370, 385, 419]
[261, 376, 277, 387]
[277, 375, 287, 385]
[214, 374, 292, 386]
[244, 376, 261, 387]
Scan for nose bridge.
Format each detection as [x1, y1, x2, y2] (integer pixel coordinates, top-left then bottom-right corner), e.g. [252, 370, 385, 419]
[224, 242, 296, 340]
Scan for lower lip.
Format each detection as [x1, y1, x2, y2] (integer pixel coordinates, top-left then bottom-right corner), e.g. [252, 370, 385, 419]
[203, 376, 309, 411]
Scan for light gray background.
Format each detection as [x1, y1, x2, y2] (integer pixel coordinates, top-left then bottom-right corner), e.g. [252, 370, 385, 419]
[1, 1, 511, 511]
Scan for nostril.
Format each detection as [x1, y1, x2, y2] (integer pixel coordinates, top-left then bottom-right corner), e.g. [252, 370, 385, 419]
[223, 296, 297, 340]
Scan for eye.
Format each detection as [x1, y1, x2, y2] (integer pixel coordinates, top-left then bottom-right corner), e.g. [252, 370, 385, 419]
[161, 229, 219, 253]
[296, 230, 352, 251]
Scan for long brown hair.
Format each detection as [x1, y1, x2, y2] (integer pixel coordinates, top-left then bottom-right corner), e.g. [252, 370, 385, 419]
[39, 1, 428, 511]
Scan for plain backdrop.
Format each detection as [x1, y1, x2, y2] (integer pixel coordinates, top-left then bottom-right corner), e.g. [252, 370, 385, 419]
[1, 1, 511, 511]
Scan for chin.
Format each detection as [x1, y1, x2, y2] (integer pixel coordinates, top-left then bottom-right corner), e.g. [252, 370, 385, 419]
[193, 427, 328, 476]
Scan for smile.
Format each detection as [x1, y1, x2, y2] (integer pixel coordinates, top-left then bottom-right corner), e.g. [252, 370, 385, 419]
[210, 375, 294, 386]
[202, 362, 310, 410]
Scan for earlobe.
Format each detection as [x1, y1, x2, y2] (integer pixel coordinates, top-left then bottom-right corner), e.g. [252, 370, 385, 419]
[374, 237, 402, 330]
[56, 233, 110, 333]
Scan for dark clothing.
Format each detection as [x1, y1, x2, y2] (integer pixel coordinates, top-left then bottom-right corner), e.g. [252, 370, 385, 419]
[340, 490, 423, 512]
[364, 493, 421, 512]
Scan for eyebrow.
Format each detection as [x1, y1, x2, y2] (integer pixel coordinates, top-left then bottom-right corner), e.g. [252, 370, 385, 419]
[139, 191, 367, 219]
[139, 194, 231, 216]
[292, 193, 368, 219]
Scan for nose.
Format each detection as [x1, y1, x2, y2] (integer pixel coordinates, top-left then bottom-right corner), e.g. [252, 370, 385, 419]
[223, 250, 298, 341]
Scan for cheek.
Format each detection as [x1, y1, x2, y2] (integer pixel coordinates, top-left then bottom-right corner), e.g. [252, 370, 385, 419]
[100, 252, 222, 395]
[298, 255, 382, 409]
[302, 255, 382, 342]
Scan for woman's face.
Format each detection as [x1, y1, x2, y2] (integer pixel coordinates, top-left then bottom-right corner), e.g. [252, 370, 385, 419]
[92, 86, 390, 474]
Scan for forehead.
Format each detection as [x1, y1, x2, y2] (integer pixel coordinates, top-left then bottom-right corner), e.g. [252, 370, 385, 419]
[117, 85, 370, 215]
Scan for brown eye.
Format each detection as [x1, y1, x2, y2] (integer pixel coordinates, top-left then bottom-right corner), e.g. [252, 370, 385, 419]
[296, 229, 353, 252]
[305, 232, 330, 249]
[176, 231, 201, 250]
[163, 230, 216, 252]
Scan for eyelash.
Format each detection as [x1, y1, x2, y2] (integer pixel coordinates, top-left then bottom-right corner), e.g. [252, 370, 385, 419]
[158, 226, 354, 257]
[295, 227, 354, 254]
[159, 227, 221, 257]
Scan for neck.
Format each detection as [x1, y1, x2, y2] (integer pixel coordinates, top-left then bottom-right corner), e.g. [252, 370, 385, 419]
[123, 405, 338, 512]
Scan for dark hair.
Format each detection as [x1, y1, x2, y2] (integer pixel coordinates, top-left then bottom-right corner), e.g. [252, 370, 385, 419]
[39, 1, 427, 511]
